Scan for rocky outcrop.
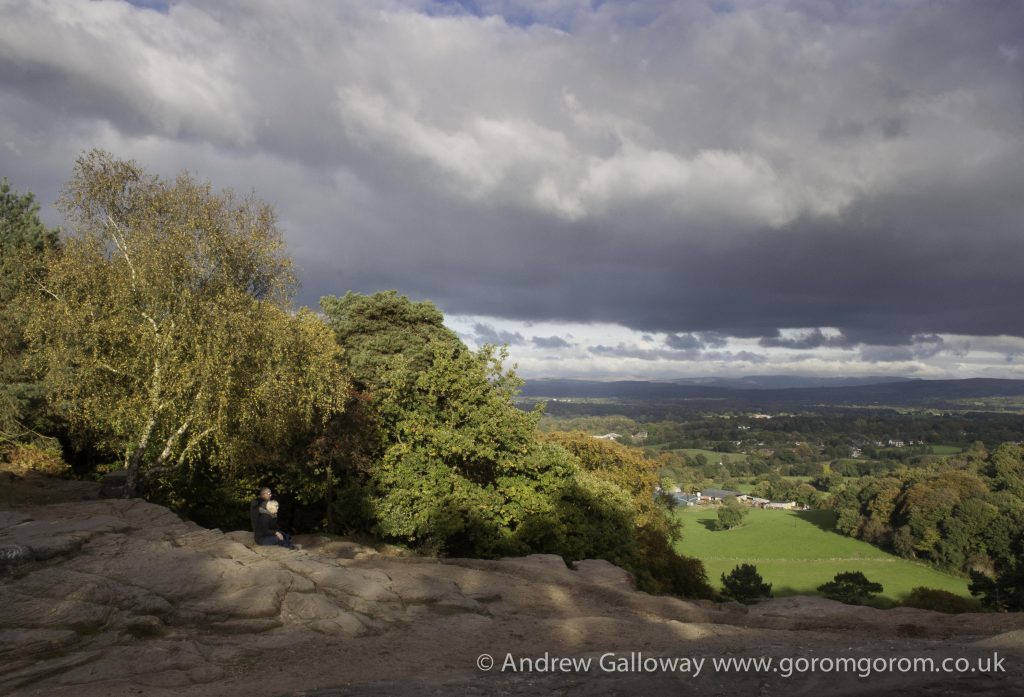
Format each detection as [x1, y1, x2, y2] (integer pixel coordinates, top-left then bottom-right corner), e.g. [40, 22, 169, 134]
[2, 494, 1024, 697]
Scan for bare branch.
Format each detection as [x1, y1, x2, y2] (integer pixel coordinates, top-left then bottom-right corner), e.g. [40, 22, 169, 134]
[33, 279, 61, 303]
[155, 418, 192, 467]
[176, 427, 214, 468]
[106, 214, 137, 289]
[96, 361, 127, 377]
[140, 311, 159, 333]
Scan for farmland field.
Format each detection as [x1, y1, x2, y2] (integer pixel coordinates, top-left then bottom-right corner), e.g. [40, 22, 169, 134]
[673, 507, 970, 603]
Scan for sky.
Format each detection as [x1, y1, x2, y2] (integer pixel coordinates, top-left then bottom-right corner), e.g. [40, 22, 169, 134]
[2, 0, 1024, 380]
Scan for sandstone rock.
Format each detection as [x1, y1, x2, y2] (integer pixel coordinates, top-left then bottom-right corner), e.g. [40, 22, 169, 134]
[0, 588, 114, 630]
[0, 651, 103, 693]
[0, 628, 81, 662]
[208, 618, 283, 634]
[0, 510, 32, 527]
[4, 484, 1024, 697]
[571, 558, 636, 591]
[98, 470, 127, 498]
[0, 543, 33, 568]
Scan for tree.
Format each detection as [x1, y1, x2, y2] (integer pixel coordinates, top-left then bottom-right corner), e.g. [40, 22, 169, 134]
[817, 571, 884, 605]
[0, 178, 60, 440]
[18, 151, 350, 497]
[969, 562, 1024, 612]
[721, 563, 772, 604]
[321, 292, 714, 598]
[323, 291, 561, 552]
[717, 496, 747, 530]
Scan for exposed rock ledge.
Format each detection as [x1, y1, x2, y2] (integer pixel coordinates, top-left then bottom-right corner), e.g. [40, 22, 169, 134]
[1, 493, 1023, 697]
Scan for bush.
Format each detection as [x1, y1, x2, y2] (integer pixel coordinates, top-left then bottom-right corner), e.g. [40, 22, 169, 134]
[716, 497, 747, 530]
[817, 571, 883, 605]
[0, 442, 69, 476]
[904, 587, 982, 614]
[721, 563, 772, 604]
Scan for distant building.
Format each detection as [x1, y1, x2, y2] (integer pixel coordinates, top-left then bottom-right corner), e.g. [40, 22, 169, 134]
[672, 493, 700, 507]
[594, 433, 622, 441]
[653, 488, 699, 507]
[737, 495, 770, 507]
[698, 488, 742, 503]
[765, 501, 798, 510]
[631, 431, 648, 442]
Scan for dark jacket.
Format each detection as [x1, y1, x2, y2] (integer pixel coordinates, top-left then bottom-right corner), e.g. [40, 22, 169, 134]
[250, 498, 262, 532]
[253, 508, 279, 542]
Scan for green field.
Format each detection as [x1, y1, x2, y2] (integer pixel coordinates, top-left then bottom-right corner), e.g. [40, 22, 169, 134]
[931, 445, 963, 455]
[674, 507, 970, 603]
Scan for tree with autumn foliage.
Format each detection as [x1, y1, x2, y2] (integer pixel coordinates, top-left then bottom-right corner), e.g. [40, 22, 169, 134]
[16, 151, 350, 498]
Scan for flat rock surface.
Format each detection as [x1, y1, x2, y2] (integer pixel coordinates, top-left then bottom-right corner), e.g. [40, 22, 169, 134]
[2, 492, 1024, 697]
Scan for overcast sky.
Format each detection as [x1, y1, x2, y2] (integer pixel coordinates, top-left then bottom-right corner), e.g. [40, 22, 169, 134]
[2, 0, 1024, 380]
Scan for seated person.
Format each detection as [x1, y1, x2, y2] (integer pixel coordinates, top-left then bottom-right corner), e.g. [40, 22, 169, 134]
[250, 486, 271, 537]
[254, 499, 298, 549]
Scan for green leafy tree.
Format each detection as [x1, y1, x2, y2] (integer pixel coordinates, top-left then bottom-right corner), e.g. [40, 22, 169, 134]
[987, 443, 1024, 498]
[969, 562, 1024, 612]
[717, 496, 747, 530]
[817, 571, 884, 605]
[18, 151, 350, 497]
[322, 292, 713, 597]
[0, 178, 60, 440]
[721, 563, 772, 604]
[323, 291, 562, 552]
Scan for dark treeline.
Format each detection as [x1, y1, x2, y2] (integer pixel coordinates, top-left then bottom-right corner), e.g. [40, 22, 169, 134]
[536, 406, 1024, 454]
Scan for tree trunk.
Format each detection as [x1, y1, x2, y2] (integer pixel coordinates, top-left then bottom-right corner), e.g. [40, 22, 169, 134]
[326, 467, 335, 535]
[124, 415, 158, 498]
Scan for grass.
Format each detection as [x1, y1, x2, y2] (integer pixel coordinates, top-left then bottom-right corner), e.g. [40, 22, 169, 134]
[930, 445, 963, 455]
[673, 507, 970, 602]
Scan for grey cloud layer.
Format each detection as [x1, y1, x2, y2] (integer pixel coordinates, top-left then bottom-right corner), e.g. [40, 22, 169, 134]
[2, 0, 1023, 350]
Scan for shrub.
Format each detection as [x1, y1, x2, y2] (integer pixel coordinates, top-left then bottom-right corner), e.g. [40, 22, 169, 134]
[818, 571, 883, 605]
[721, 563, 772, 604]
[904, 587, 981, 614]
[0, 442, 69, 476]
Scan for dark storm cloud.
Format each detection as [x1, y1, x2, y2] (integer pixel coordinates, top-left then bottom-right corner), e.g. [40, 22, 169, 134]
[759, 329, 853, 350]
[665, 333, 704, 350]
[2, 0, 1024, 360]
[697, 332, 729, 349]
[859, 334, 949, 363]
[532, 335, 572, 349]
[471, 322, 526, 346]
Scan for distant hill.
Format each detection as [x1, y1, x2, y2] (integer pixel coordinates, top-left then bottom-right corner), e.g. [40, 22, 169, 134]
[519, 377, 1024, 408]
[669, 375, 914, 390]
